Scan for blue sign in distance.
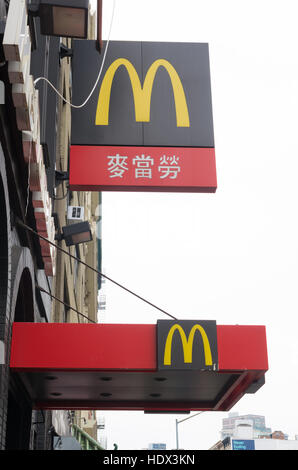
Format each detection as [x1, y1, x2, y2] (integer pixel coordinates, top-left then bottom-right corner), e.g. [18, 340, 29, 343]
[232, 439, 255, 450]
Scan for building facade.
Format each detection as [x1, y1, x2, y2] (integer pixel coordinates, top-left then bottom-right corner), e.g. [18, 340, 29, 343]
[221, 412, 272, 440]
[0, 0, 102, 449]
[211, 412, 297, 450]
[210, 434, 298, 451]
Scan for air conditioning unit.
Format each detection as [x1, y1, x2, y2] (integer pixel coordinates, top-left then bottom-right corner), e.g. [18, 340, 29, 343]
[67, 206, 84, 222]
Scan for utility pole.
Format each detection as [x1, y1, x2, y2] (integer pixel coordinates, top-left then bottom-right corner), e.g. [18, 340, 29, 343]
[175, 412, 204, 449]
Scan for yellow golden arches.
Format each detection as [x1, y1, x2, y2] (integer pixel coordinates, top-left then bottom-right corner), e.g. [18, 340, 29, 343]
[95, 58, 190, 127]
[163, 324, 213, 366]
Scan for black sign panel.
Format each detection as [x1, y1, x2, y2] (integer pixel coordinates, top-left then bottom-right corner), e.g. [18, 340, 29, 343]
[31, 21, 60, 197]
[157, 320, 218, 371]
[71, 41, 215, 148]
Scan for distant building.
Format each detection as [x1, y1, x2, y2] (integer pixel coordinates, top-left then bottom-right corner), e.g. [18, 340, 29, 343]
[221, 412, 272, 440]
[211, 436, 298, 450]
[210, 413, 298, 450]
[97, 414, 107, 450]
[148, 443, 167, 450]
[231, 436, 298, 450]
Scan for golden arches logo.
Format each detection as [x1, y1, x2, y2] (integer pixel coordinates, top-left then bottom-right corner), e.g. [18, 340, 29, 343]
[163, 324, 213, 366]
[95, 58, 190, 127]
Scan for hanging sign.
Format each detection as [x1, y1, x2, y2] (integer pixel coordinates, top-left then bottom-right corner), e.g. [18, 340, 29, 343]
[70, 41, 217, 192]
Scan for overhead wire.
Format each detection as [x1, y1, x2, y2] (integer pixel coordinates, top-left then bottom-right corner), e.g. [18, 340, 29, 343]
[30, 2, 117, 213]
[33, 0, 117, 109]
[17, 219, 178, 321]
[53, 180, 69, 200]
[25, 137, 33, 217]
[36, 285, 97, 324]
[22, 0, 178, 322]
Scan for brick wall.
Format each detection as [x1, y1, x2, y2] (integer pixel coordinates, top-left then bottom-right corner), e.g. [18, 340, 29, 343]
[0, 146, 52, 449]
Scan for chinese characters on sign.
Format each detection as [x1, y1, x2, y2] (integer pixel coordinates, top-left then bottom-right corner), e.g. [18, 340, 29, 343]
[107, 154, 128, 178]
[69, 145, 217, 192]
[107, 154, 181, 180]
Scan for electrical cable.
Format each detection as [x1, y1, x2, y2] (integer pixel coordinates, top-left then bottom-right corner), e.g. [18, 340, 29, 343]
[17, 219, 178, 321]
[53, 180, 69, 200]
[25, 137, 33, 217]
[19, 2, 179, 322]
[33, 0, 116, 109]
[36, 285, 97, 324]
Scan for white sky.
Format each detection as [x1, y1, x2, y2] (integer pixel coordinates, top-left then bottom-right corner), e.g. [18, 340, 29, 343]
[90, 0, 298, 450]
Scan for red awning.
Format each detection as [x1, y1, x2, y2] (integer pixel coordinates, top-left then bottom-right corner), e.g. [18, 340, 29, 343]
[10, 323, 268, 412]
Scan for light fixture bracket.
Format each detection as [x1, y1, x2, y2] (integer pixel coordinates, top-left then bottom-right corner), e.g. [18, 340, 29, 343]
[55, 170, 69, 187]
[27, 0, 41, 16]
[59, 44, 73, 60]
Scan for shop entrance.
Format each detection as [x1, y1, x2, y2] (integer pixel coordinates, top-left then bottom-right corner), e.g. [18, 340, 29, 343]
[5, 376, 32, 449]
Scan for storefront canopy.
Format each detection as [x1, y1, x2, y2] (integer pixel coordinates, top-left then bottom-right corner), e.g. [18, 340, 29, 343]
[10, 323, 268, 412]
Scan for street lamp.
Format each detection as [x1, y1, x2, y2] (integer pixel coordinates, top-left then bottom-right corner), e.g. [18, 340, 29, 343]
[175, 412, 204, 449]
[55, 221, 93, 246]
[27, 0, 90, 39]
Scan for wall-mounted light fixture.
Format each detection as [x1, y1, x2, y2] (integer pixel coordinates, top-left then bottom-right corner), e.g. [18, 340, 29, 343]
[27, 0, 90, 39]
[59, 44, 73, 60]
[55, 170, 69, 187]
[55, 221, 92, 246]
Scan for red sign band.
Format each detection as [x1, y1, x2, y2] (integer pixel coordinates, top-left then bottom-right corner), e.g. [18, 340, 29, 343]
[69, 146, 217, 192]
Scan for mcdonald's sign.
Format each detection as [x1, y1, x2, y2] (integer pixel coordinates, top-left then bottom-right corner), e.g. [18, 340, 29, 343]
[70, 40, 217, 192]
[157, 320, 218, 371]
[95, 58, 190, 128]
